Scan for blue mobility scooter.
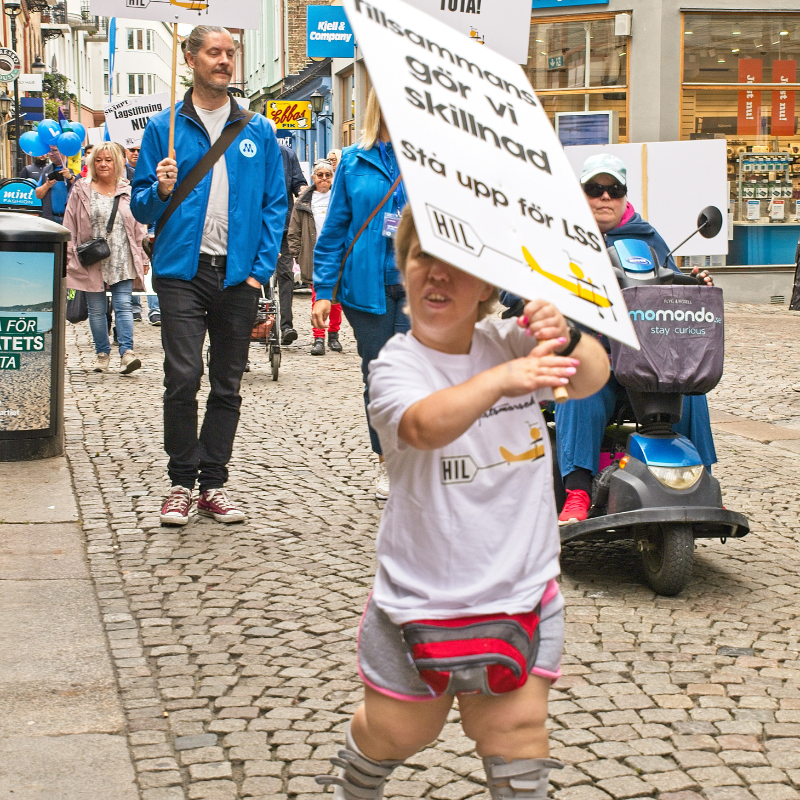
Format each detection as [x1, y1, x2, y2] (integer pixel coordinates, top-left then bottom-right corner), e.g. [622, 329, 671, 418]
[550, 206, 749, 596]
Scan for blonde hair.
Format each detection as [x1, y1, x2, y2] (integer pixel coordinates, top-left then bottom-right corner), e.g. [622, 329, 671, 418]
[359, 88, 383, 150]
[394, 207, 498, 322]
[87, 142, 125, 183]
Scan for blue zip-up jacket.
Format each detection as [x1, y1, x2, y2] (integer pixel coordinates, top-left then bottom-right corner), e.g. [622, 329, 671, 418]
[130, 90, 287, 288]
[313, 143, 400, 314]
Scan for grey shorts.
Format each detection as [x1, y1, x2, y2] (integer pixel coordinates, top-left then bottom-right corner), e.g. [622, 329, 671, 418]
[357, 579, 565, 701]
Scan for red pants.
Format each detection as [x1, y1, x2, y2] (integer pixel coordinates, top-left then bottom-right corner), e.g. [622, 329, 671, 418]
[311, 284, 342, 338]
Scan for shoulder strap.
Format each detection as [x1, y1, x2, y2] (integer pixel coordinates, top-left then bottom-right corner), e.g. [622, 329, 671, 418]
[154, 109, 255, 239]
[106, 195, 121, 234]
[333, 175, 401, 303]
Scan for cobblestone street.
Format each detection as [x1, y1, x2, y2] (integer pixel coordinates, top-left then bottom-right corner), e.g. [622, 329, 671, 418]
[61, 299, 800, 800]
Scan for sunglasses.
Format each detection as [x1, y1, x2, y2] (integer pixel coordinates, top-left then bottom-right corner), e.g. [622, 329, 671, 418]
[583, 181, 627, 199]
[314, 172, 333, 178]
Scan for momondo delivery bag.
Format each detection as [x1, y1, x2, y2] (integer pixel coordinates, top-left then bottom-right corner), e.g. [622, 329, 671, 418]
[609, 285, 724, 395]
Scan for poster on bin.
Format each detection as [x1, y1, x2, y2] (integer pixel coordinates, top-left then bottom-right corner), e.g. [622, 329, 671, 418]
[342, 0, 639, 348]
[0, 252, 54, 431]
[91, 0, 260, 30]
[104, 93, 170, 149]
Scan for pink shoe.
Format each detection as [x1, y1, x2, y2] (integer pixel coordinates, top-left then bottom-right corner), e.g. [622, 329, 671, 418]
[197, 488, 246, 523]
[558, 489, 591, 526]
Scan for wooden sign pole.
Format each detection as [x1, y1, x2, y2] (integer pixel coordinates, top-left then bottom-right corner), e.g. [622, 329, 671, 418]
[168, 21, 178, 166]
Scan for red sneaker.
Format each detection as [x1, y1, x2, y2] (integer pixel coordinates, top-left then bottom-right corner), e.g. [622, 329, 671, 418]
[160, 486, 192, 526]
[197, 488, 246, 523]
[558, 489, 591, 526]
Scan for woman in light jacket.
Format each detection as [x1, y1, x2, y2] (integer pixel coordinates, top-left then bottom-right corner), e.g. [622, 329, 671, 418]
[312, 89, 408, 501]
[65, 141, 148, 375]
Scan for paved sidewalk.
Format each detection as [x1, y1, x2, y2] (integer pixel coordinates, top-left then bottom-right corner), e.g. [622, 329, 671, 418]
[2, 301, 799, 800]
[0, 457, 139, 798]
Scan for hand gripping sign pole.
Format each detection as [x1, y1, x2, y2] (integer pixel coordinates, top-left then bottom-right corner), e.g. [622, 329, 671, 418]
[341, 0, 639, 404]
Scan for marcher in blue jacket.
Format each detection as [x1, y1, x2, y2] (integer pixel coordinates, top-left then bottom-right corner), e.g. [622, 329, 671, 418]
[311, 88, 409, 501]
[130, 25, 286, 528]
[555, 154, 716, 525]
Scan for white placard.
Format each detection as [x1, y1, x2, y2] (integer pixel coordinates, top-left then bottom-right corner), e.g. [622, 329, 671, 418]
[104, 93, 169, 148]
[403, 0, 532, 64]
[91, 0, 260, 30]
[343, 0, 638, 348]
[18, 73, 43, 92]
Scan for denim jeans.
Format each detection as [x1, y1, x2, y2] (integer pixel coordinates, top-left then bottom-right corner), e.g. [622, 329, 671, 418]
[147, 294, 160, 319]
[276, 233, 294, 332]
[155, 260, 259, 492]
[343, 284, 410, 455]
[87, 280, 134, 356]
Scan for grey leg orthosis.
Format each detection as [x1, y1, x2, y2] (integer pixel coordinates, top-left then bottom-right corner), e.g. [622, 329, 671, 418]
[483, 757, 564, 800]
[315, 722, 405, 800]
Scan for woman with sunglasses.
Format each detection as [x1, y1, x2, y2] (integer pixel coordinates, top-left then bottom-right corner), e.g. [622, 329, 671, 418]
[555, 153, 716, 525]
[287, 160, 343, 355]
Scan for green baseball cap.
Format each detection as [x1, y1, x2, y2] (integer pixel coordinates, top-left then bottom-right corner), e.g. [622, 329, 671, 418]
[581, 153, 627, 186]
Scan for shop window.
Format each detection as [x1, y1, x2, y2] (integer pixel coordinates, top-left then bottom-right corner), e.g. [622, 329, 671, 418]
[525, 15, 629, 143]
[681, 13, 800, 262]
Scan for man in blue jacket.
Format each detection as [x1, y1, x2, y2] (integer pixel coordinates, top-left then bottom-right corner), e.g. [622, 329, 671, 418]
[131, 25, 286, 527]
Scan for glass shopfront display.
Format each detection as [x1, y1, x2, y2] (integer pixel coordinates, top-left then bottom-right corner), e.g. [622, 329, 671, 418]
[681, 12, 800, 264]
[525, 15, 629, 144]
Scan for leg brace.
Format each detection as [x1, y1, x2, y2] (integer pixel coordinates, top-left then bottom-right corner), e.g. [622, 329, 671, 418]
[316, 722, 405, 800]
[484, 757, 564, 800]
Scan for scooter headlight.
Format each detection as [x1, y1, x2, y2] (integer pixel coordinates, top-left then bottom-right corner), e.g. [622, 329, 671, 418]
[648, 465, 704, 490]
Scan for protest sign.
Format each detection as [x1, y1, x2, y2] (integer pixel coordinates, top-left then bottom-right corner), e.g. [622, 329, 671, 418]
[104, 93, 169, 148]
[342, 0, 638, 348]
[403, 0, 532, 64]
[91, 0, 259, 29]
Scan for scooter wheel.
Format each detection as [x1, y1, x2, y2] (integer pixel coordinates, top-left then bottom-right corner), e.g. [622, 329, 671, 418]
[636, 523, 694, 596]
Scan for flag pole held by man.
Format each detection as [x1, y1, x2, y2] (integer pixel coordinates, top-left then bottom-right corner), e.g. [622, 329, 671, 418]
[131, 25, 287, 526]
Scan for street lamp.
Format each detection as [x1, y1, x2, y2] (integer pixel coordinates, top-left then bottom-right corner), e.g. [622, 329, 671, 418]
[3, 0, 23, 176]
[309, 90, 332, 120]
[31, 54, 46, 74]
[0, 92, 12, 116]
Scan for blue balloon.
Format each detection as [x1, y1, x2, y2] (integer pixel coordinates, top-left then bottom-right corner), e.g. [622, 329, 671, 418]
[56, 131, 82, 157]
[19, 130, 50, 157]
[69, 122, 87, 143]
[37, 119, 61, 146]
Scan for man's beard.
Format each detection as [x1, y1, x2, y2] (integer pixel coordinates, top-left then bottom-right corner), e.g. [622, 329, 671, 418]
[196, 70, 232, 95]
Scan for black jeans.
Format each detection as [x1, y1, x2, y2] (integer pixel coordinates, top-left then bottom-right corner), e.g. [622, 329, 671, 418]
[276, 232, 294, 331]
[156, 260, 259, 492]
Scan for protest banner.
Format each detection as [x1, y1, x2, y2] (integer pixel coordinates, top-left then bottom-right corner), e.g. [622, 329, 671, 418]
[342, 0, 639, 348]
[403, 0, 532, 64]
[91, 0, 260, 29]
[104, 93, 169, 148]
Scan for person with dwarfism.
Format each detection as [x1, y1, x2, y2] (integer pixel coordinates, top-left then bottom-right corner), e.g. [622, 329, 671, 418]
[314, 206, 609, 800]
[131, 25, 286, 526]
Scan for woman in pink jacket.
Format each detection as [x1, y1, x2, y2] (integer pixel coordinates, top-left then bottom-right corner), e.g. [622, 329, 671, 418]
[64, 142, 148, 374]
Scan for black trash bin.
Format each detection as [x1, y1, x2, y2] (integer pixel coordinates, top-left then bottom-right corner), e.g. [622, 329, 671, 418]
[0, 212, 71, 460]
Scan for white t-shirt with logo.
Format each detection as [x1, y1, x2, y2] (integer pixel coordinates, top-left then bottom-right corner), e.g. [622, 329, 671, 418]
[195, 103, 231, 255]
[311, 188, 331, 235]
[367, 317, 560, 625]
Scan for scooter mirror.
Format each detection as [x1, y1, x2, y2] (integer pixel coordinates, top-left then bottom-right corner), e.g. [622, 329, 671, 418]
[697, 206, 723, 239]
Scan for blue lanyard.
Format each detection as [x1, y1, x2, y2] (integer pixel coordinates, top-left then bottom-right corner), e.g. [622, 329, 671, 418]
[378, 141, 407, 212]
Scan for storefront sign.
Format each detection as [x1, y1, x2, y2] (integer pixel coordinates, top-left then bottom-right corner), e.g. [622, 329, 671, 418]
[265, 100, 312, 130]
[404, 0, 533, 64]
[737, 59, 762, 136]
[548, 55, 564, 70]
[532, 0, 609, 7]
[342, 0, 638, 348]
[0, 48, 21, 83]
[18, 73, 43, 92]
[307, 5, 355, 58]
[0, 179, 41, 209]
[103, 93, 169, 148]
[772, 60, 796, 137]
[0, 252, 54, 429]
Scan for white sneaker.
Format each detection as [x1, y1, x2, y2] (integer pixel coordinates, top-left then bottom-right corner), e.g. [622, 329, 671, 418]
[792, 383, 800, 393]
[92, 353, 110, 372]
[120, 350, 141, 375]
[375, 461, 390, 501]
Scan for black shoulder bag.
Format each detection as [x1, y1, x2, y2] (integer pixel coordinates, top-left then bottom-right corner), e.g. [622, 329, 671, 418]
[143, 110, 255, 258]
[76, 195, 121, 267]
